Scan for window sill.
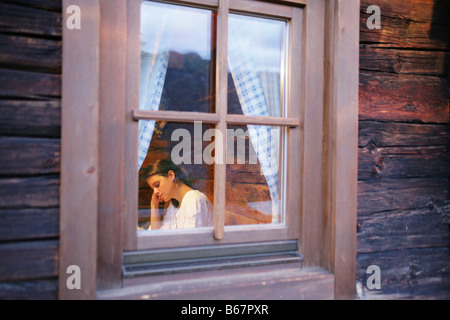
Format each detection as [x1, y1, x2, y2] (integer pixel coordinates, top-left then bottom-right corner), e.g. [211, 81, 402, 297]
[122, 240, 302, 277]
[96, 264, 334, 300]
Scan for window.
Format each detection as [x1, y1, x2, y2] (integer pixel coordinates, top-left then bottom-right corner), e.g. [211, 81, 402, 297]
[128, 0, 302, 250]
[60, 0, 359, 300]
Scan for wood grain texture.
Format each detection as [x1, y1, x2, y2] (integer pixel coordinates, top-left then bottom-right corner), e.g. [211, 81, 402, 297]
[360, 44, 448, 76]
[0, 34, 61, 73]
[357, 0, 450, 299]
[96, 0, 127, 291]
[359, 121, 449, 147]
[0, 68, 61, 99]
[0, 279, 58, 300]
[359, 72, 449, 124]
[59, 0, 100, 300]
[357, 206, 450, 254]
[0, 2, 62, 37]
[0, 176, 59, 208]
[0, 240, 58, 282]
[0, 208, 59, 242]
[0, 0, 61, 300]
[0, 137, 60, 176]
[331, 0, 359, 299]
[0, 100, 60, 137]
[357, 247, 450, 297]
[358, 178, 449, 215]
[359, 145, 450, 180]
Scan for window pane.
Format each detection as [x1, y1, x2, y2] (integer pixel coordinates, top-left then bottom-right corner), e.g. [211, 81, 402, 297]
[140, 2, 215, 113]
[138, 121, 215, 230]
[226, 125, 285, 226]
[227, 14, 287, 117]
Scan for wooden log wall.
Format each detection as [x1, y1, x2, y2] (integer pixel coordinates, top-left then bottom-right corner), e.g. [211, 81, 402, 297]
[0, 0, 61, 299]
[357, 0, 450, 298]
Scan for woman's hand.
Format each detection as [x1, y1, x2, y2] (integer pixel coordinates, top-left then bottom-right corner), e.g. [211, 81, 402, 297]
[150, 192, 164, 209]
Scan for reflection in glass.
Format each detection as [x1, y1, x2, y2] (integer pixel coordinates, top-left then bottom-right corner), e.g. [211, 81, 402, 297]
[139, 1, 216, 170]
[226, 125, 284, 226]
[138, 121, 215, 230]
[138, 5, 288, 230]
[227, 14, 287, 117]
[140, 1, 215, 114]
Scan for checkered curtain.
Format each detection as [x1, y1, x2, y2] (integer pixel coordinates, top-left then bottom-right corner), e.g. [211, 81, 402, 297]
[228, 31, 281, 223]
[138, 50, 169, 169]
[138, 12, 174, 170]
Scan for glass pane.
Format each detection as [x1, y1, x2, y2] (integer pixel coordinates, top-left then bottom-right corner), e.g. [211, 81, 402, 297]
[140, 2, 215, 113]
[227, 14, 287, 117]
[226, 125, 285, 226]
[138, 121, 215, 230]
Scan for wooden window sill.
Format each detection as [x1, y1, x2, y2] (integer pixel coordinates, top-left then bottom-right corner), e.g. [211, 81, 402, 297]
[96, 263, 334, 300]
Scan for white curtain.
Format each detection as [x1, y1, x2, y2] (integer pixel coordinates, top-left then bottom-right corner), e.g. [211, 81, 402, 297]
[228, 22, 282, 223]
[138, 10, 175, 169]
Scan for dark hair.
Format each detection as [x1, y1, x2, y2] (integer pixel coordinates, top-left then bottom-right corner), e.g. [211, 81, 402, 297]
[140, 159, 192, 207]
[141, 159, 191, 185]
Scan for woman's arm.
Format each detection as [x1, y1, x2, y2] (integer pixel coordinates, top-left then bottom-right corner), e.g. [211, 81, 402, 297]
[149, 192, 163, 229]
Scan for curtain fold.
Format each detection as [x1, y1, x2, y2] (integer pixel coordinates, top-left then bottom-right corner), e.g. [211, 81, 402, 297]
[228, 26, 282, 223]
[138, 11, 174, 170]
[138, 50, 169, 169]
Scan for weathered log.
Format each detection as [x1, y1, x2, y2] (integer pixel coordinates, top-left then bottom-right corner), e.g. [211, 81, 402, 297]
[0, 208, 59, 242]
[0, 100, 61, 137]
[0, 2, 62, 37]
[359, 72, 449, 123]
[0, 68, 61, 99]
[360, 0, 450, 24]
[1, 0, 62, 11]
[357, 206, 450, 254]
[0, 137, 60, 176]
[360, 44, 448, 76]
[358, 145, 450, 180]
[0, 33, 61, 73]
[359, 121, 448, 148]
[360, 1, 450, 50]
[358, 178, 449, 215]
[0, 176, 59, 209]
[0, 240, 58, 282]
[357, 247, 450, 297]
[0, 278, 58, 300]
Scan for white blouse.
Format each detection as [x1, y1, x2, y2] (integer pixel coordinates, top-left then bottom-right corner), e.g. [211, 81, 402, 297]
[158, 190, 213, 229]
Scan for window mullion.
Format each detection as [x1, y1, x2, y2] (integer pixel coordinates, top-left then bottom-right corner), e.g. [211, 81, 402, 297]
[213, 0, 229, 240]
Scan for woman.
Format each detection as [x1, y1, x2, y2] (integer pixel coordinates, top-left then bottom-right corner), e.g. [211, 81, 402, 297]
[142, 159, 213, 230]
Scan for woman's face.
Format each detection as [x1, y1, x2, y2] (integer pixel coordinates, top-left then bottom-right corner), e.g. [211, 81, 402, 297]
[147, 171, 175, 202]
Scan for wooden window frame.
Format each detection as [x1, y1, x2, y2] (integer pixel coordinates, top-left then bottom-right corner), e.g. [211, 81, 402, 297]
[128, 0, 301, 251]
[59, 0, 359, 300]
